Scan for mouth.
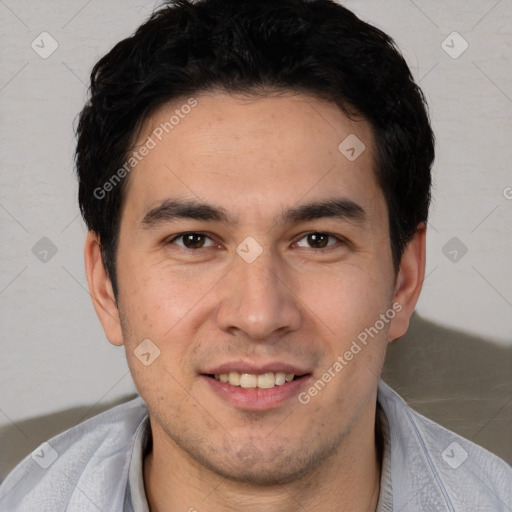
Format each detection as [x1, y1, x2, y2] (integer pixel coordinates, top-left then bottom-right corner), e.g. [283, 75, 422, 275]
[200, 365, 312, 410]
[204, 371, 305, 389]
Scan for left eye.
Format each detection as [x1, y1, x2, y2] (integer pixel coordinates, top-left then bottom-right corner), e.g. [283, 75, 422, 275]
[295, 232, 340, 249]
[169, 233, 216, 249]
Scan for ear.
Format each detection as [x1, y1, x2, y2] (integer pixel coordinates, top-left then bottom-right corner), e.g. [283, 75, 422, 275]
[387, 223, 426, 341]
[84, 231, 124, 346]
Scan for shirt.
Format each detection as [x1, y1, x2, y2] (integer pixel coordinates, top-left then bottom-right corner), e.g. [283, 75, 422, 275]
[0, 380, 510, 511]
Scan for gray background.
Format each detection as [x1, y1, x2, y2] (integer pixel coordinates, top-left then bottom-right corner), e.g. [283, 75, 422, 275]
[0, 0, 511, 479]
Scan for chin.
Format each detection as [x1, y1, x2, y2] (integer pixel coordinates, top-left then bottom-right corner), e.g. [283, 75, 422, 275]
[195, 441, 335, 487]
[212, 461, 311, 487]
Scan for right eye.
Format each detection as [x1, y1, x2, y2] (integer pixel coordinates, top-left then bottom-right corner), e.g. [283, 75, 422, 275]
[168, 232, 217, 250]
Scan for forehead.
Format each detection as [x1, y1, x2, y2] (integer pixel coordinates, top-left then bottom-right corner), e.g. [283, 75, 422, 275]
[122, 92, 385, 226]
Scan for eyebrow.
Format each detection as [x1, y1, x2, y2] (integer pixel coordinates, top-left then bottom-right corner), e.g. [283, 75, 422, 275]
[281, 198, 367, 226]
[139, 198, 367, 229]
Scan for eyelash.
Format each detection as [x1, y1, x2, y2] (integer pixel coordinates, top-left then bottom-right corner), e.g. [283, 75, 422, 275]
[167, 232, 345, 251]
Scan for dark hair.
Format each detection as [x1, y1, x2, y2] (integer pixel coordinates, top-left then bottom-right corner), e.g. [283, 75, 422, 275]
[76, 0, 434, 298]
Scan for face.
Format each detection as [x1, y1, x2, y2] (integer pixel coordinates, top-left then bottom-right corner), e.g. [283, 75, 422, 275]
[88, 91, 420, 485]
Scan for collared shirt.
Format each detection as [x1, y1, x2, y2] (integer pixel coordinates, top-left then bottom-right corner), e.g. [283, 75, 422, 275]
[1, 380, 510, 511]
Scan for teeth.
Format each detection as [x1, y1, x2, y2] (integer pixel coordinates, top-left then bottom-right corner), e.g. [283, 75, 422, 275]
[257, 373, 275, 389]
[228, 372, 241, 386]
[274, 372, 286, 386]
[215, 371, 295, 389]
[240, 373, 257, 388]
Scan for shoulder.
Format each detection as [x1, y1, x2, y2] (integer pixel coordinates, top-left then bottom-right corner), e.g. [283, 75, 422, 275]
[0, 396, 148, 512]
[378, 380, 512, 512]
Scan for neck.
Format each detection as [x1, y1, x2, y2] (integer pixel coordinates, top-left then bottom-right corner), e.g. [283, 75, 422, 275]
[143, 401, 382, 512]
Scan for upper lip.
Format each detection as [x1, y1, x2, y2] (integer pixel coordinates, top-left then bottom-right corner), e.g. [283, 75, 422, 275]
[203, 360, 311, 376]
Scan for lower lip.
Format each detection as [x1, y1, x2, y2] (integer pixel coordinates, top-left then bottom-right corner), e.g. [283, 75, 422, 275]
[201, 375, 311, 411]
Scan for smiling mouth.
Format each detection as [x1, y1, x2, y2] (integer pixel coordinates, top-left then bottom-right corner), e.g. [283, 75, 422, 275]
[204, 371, 307, 389]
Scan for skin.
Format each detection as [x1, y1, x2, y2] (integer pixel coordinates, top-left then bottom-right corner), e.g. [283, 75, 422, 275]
[85, 91, 425, 512]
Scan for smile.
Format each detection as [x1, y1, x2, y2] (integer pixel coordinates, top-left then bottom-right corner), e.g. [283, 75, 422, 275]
[202, 372, 311, 410]
[211, 371, 297, 389]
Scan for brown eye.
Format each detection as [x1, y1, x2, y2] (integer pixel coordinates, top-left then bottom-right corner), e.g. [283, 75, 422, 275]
[307, 233, 328, 248]
[296, 232, 338, 249]
[171, 232, 215, 249]
[183, 233, 205, 248]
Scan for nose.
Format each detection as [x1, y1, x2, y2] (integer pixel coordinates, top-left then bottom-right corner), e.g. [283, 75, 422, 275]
[215, 249, 302, 341]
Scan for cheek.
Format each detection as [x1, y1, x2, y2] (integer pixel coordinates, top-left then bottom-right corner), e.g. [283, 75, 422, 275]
[116, 261, 204, 408]
[117, 255, 220, 341]
[116, 257, 227, 397]
[298, 263, 393, 407]
[300, 263, 393, 340]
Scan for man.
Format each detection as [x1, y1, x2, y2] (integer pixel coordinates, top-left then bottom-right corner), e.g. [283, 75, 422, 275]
[0, 0, 510, 510]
